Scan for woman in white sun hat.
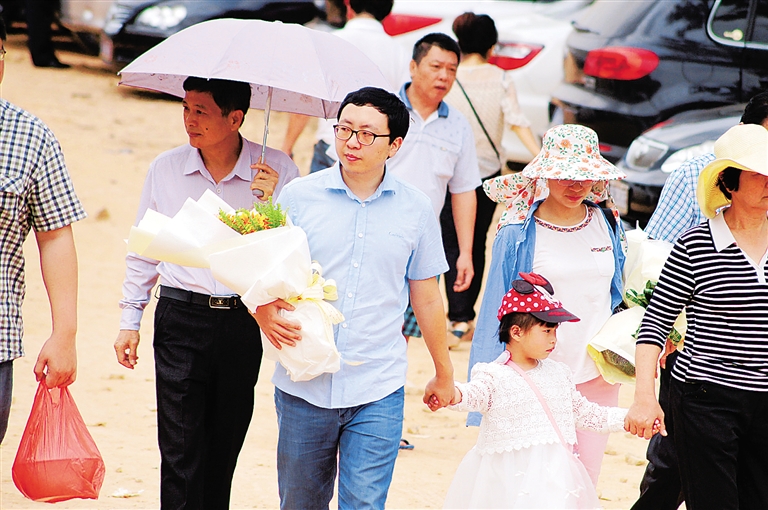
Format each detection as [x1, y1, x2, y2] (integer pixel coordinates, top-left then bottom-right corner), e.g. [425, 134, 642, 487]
[467, 124, 627, 488]
[626, 123, 768, 509]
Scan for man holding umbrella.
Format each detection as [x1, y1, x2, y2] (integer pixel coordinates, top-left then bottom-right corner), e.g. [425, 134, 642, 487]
[115, 77, 298, 509]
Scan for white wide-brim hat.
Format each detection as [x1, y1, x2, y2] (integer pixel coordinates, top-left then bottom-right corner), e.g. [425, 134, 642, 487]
[522, 124, 625, 181]
[697, 124, 768, 218]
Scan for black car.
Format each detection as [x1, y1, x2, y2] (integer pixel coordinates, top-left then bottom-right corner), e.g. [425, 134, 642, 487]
[610, 103, 742, 227]
[96, 0, 321, 66]
[551, 0, 768, 163]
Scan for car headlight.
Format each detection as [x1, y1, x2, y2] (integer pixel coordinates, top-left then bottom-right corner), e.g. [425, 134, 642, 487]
[624, 136, 668, 171]
[135, 5, 187, 30]
[660, 140, 715, 174]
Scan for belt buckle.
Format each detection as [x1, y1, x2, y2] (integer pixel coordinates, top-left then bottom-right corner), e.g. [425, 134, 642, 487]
[209, 296, 231, 309]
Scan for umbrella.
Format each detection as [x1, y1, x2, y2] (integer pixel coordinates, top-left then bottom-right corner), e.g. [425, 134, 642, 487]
[118, 18, 391, 162]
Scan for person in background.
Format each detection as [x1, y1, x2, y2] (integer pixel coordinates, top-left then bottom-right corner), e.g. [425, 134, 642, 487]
[24, 0, 69, 68]
[386, 32, 481, 342]
[626, 123, 768, 510]
[631, 90, 768, 510]
[0, 16, 85, 444]
[114, 77, 298, 508]
[280, 0, 408, 172]
[468, 124, 626, 488]
[442, 12, 540, 347]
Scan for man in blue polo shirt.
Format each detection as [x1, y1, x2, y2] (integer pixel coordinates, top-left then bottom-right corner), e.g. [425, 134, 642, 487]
[255, 87, 455, 510]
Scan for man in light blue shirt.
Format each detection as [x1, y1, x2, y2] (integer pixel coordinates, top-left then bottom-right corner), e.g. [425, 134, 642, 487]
[255, 87, 454, 509]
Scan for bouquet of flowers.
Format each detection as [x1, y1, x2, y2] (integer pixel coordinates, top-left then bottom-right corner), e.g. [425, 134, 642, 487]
[588, 227, 687, 384]
[127, 189, 344, 382]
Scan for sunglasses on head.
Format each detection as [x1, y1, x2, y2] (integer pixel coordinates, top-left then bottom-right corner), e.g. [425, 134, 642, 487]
[511, 278, 554, 296]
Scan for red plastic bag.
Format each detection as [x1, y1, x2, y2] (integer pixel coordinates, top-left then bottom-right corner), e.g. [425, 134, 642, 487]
[12, 382, 105, 503]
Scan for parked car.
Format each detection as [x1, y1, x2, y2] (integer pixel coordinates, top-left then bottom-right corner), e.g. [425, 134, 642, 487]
[384, 0, 593, 166]
[610, 103, 743, 227]
[60, 1, 322, 65]
[551, 0, 768, 163]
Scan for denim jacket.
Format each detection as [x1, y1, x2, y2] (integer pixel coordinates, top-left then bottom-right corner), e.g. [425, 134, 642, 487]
[466, 200, 625, 426]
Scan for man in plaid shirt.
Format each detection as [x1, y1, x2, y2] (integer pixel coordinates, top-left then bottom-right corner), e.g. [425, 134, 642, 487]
[0, 17, 86, 443]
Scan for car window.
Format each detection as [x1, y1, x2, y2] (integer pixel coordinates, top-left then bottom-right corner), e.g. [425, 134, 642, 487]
[645, 0, 712, 43]
[571, 0, 655, 38]
[707, 0, 749, 47]
[751, 0, 768, 45]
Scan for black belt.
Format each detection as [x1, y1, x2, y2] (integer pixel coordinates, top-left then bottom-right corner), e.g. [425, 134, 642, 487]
[158, 285, 242, 310]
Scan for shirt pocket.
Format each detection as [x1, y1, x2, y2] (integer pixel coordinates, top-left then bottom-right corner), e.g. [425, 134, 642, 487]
[422, 134, 461, 180]
[591, 245, 615, 278]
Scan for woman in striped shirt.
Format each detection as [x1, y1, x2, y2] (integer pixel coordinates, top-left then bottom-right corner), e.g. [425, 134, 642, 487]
[626, 124, 768, 510]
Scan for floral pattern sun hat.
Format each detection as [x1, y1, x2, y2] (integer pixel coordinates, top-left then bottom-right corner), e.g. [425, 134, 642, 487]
[484, 124, 624, 229]
[522, 124, 625, 181]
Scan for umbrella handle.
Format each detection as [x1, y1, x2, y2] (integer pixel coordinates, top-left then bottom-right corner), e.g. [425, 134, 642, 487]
[261, 87, 273, 164]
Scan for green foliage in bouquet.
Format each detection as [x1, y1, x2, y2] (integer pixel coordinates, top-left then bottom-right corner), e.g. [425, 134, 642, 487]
[602, 351, 636, 377]
[626, 280, 683, 346]
[218, 197, 287, 235]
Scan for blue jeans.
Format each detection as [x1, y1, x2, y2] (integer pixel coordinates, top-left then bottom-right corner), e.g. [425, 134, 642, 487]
[0, 360, 12, 444]
[310, 140, 337, 174]
[274, 386, 404, 510]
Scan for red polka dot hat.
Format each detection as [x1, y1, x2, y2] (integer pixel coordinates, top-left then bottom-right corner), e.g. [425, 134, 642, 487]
[497, 272, 580, 323]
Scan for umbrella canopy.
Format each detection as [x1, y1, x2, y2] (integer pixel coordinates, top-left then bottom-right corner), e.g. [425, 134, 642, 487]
[118, 18, 391, 120]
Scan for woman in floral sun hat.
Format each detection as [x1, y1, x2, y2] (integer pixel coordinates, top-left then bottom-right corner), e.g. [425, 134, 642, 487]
[466, 124, 627, 489]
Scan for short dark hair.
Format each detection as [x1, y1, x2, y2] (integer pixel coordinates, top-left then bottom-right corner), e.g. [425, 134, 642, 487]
[182, 77, 251, 119]
[349, 0, 393, 22]
[0, 16, 6, 41]
[498, 313, 557, 344]
[412, 33, 460, 64]
[741, 90, 768, 126]
[337, 87, 409, 142]
[717, 166, 742, 200]
[452, 12, 498, 56]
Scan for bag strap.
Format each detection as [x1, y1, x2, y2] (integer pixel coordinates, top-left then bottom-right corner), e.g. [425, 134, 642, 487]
[505, 358, 572, 451]
[600, 206, 618, 234]
[455, 79, 501, 165]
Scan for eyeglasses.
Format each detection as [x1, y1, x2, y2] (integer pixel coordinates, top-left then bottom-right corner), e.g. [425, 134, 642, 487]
[0, 48, 6, 61]
[333, 125, 390, 146]
[553, 179, 595, 188]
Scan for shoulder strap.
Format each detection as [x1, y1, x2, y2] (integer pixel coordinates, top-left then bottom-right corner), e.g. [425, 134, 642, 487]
[600, 206, 618, 234]
[506, 359, 571, 451]
[455, 79, 501, 164]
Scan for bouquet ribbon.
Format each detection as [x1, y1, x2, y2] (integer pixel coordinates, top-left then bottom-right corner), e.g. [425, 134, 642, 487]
[285, 262, 345, 341]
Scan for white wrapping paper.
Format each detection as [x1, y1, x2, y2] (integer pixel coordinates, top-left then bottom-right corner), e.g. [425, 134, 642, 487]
[126, 189, 345, 381]
[588, 227, 686, 385]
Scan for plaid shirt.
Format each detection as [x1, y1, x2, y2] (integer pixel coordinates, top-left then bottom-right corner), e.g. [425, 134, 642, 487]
[644, 153, 715, 243]
[0, 99, 86, 362]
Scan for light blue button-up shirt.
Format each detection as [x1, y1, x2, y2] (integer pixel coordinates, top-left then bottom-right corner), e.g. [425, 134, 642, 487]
[272, 164, 449, 408]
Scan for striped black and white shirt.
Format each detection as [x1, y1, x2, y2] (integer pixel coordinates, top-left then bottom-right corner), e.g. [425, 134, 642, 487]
[637, 213, 768, 391]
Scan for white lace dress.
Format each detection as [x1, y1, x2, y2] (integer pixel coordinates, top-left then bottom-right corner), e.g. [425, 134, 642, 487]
[444, 356, 627, 509]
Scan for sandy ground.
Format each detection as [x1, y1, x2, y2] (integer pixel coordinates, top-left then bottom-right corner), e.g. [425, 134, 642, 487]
[0, 35, 655, 509]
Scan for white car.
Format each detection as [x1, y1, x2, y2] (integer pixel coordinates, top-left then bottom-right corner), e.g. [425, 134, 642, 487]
[383, 0, 592, 166]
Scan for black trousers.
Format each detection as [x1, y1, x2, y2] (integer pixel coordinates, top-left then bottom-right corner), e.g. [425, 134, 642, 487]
[670, 376, 768, 510]
[631, 350, 684, 510]
[154, 297, 262, 510]
[440, 173, 499, 323]
[25, 0, 57, 64]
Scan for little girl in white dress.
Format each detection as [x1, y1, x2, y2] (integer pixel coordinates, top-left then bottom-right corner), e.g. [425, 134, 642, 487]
[441, 273, 627, 509]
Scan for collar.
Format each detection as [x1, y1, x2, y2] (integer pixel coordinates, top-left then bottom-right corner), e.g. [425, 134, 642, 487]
[183, 137, 252, 183]
[342, 17, 385, 33]
[398, 83, 449, 118]
[325, 162, 397, 201]
[710, 209, 737, 252]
